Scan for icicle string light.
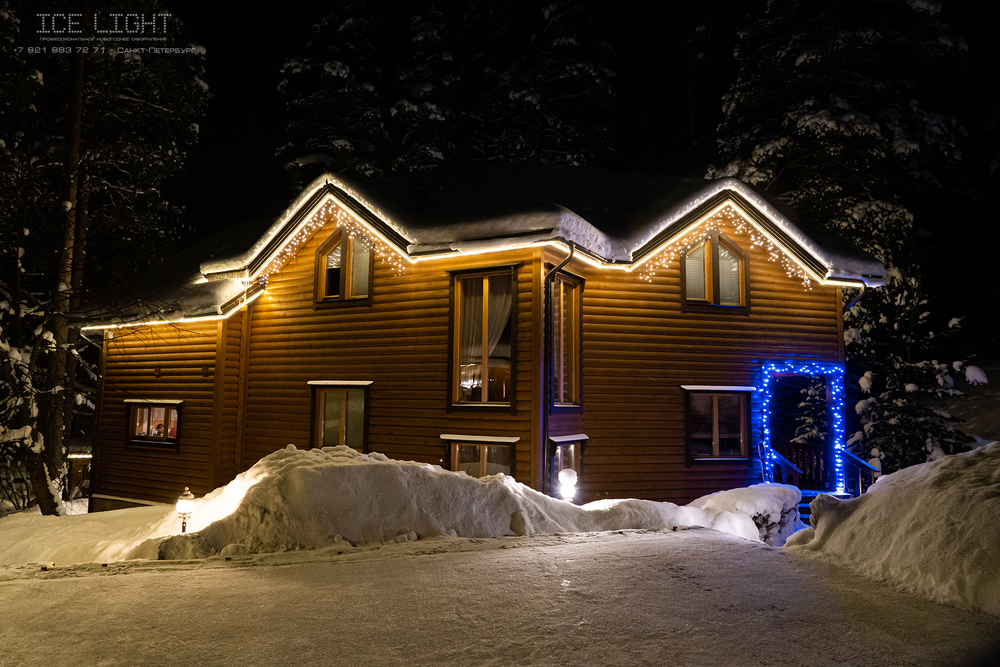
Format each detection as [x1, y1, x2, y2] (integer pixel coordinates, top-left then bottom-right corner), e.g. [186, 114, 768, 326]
[637, 204, 814, 289]
[256, 198, 407, 287]
[759, 361, 846, 495]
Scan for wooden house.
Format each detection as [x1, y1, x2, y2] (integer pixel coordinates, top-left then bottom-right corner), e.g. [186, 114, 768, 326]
[84, 165, 884, 511]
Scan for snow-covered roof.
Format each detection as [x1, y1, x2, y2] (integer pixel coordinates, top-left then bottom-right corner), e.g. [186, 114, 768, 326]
[84, 163, 885, 328]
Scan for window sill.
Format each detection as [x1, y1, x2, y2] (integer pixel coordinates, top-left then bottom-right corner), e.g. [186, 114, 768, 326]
[449, 402, 514, 414]
[126, 439, 180, 451]
[314, 295, 372, 309]
[682, 302, 750, 316]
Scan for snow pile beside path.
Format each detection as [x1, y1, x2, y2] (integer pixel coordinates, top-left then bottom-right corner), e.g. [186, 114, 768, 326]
[785, 442, 1000, 615]
[0, 505, 176, 566]
[144, 445, 765, 560]
[691, 483, 803, 546]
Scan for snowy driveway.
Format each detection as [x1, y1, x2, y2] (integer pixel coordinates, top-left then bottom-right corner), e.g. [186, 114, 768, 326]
[1, 528, 997, 666]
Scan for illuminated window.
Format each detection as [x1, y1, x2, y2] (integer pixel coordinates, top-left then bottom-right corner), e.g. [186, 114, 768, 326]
[316, 230, 372, 304]
[452, 268, 515, 406]
[681, 231, 749, 312]
[685, 390, 749, 461]
[550, 273, 581, 407]
[311, 383, 369, 450]
[441, 434, 518, 478]
[126, 400, 181, 447]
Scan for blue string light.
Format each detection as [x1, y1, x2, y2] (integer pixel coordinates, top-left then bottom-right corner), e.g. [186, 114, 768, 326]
[759, 361, 846, 494]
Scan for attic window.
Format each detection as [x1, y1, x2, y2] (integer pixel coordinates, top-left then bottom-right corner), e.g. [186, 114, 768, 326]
[681, 230, 750, 314]
[315, 230, 373, 306]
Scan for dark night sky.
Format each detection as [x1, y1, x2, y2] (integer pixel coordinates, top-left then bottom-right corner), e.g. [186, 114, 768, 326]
[158, 1, 752, 236]
[157, 0, 1000, 240]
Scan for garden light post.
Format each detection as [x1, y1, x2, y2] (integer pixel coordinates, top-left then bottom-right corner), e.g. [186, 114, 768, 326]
[176, 487, 195, 533]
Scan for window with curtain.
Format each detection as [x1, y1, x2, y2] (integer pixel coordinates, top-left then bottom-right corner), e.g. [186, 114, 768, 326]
[453, 269, 514, 406]
[681, 231, 749, 312]
[315, 230, 372, 304]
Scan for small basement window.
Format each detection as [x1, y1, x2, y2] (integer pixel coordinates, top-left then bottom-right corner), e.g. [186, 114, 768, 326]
[441, 434, 519, 478]
[125, 399, 182, 448]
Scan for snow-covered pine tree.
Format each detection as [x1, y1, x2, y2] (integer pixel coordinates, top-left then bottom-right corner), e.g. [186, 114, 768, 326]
[277, 0, 391, 187]
[389, 3, 465, 172]
[489, 0, 616, 165]
[711, 0, 977, 472]
[0, 0, 209, 513]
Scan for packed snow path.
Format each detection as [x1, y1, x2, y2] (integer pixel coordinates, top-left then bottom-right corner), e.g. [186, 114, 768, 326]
[2, 529, 997, 666]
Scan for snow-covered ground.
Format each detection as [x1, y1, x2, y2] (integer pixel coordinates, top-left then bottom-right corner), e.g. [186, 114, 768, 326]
[2, 444, 1000, 666]
[786, 440, 1000, 615]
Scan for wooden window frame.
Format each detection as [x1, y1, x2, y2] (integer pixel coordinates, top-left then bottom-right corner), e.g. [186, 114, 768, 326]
[680, 230, 750, 315]
[441, 434, 519, 479]
[684, 389, 751, 466]
[549, 272, 583, 409]
[448, 266, 518, 412]
[309, 382, 371, 451]
[314, 230, 374, 308]
[125, 399, 182, 450]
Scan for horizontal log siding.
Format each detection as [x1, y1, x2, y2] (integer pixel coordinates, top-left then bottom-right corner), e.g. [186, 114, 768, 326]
[578, 218, 843, 505]
[213, 315, 243, 486]
[96, 323, 219, 503]
[241, 215, 537, 484]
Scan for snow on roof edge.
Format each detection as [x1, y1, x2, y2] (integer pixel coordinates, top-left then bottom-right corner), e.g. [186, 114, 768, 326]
[198, 172, 883, 288]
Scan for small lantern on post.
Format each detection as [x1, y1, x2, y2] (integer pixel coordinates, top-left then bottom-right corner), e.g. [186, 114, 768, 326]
[176, 487, 195, 533]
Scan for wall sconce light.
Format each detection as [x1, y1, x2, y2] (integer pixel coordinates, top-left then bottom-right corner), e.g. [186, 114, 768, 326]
[176, 487, 195, 533]
[558, 468, 578, 501]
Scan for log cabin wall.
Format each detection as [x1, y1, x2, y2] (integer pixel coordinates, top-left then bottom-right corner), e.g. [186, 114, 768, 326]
[573, 213, 844, 505]
[94, 322, 220, 505]
[238, 211, 539, 485]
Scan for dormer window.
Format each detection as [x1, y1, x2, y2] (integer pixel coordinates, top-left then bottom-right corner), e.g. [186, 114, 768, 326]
[315, 230, 373, 305]
[681, 230, 749, 314]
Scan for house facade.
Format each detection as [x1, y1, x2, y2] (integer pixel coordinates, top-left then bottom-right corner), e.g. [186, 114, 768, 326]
[85, 166, 883, 511]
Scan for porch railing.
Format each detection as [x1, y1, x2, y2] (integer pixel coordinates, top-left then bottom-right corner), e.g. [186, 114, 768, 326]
[841, 448, 879, 496]
[772, 442, 831, 491]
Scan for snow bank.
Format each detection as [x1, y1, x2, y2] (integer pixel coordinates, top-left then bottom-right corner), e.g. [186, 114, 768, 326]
[145, 446, 774, 560]
[1, 446, 803, 567]
[691, 483, 803, 546]
[785, 442, 1000, 615]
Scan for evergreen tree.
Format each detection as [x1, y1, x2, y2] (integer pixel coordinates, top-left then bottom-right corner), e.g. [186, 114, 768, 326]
[0, 0, 209, 513]
[490, 0, 616, 165]
[389, 3, 464, 172]
[277, 0, 617, 180]
[711, 0, 977, 472]
[276, 0, 390, 187]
